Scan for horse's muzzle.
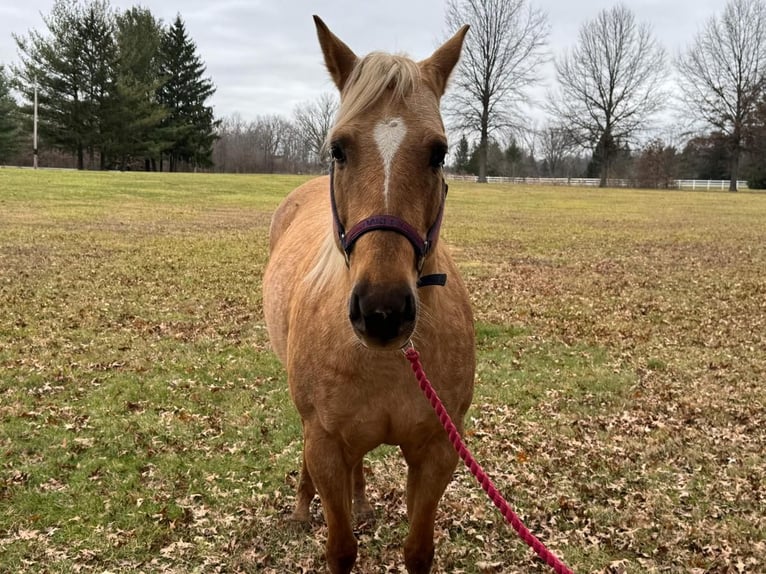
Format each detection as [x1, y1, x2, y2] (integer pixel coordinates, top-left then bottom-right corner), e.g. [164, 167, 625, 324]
[349, 282, 416, 348]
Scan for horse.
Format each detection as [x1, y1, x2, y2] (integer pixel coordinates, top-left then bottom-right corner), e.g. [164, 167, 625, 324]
[262, 16, 474, 574]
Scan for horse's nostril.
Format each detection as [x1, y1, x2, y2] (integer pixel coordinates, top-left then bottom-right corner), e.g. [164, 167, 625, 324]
[364, 309, 402, 343]
[349, 283, 416, 344]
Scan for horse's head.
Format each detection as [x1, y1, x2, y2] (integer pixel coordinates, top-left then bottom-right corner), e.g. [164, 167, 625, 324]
[314, 16, 468, 350]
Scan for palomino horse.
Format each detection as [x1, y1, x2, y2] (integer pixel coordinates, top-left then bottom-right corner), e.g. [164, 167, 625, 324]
[263, 16, 474, 574]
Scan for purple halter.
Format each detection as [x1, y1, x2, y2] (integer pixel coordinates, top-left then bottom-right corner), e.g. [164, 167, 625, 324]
[329, 162, 447, 287]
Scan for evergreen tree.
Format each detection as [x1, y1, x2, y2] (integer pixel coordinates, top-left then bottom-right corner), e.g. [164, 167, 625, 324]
[468, 139, 505, 177]
[467, 141, 480, 175]
[113, 7, 167, 169]
[451, 134, 470, 173]
[14, 0, 87, 168]
[13, 0, 116, 169]
[158, 15, 217, 171]
[77, 0, 117, 169]
[679, 134, 730, 180]
[505, 140, 523, 177]
[0, 65, 22, 162]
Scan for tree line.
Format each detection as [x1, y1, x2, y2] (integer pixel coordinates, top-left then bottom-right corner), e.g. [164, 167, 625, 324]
[211, 93, 338, 175]
[450, 129, 766, 189]
[445, 0, 766, 190]
[1, 0, 765, 190]
[2, 0, 216, 171]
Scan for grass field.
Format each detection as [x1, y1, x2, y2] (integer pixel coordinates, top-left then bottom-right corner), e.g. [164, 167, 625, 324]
[1, 169, 764, 573]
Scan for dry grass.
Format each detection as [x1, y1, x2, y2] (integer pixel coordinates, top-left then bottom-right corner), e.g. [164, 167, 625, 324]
[1, 169, 764, 573]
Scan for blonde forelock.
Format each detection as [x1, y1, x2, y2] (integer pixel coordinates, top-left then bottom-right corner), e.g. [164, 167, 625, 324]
[328, 52, 421, 144]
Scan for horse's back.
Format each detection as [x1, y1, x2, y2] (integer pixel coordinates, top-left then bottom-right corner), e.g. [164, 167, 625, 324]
[268, 176, 329, 253]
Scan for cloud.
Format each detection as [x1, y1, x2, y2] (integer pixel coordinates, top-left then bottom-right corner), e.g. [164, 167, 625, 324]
[0, 0, 727, 124]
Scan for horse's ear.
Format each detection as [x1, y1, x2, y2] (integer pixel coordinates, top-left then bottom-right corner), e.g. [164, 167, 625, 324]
[419, 25, 469, 98]
[313, 15, 358, 92]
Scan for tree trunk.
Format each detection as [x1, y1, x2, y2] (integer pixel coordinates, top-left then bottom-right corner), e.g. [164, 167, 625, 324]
[477, 135, 488, 183]
[478, 98, 489, 183]
[77, 145, 84, 170]
[598, 128, 612, 188]
[477, 126, 489, 184]
[729, 147, 739, 192]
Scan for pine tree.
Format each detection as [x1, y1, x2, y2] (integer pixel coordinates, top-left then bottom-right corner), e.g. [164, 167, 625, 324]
[452, 134, 470, 173]
[77, 0, 117, 169]
[505, 140, 523, 177]
[0, 65, 22, 162]
[14, 0, 86, 167]
[13, 0, 117, 169]
[112, 7, 167, 170]
[158, 15, 217, 171]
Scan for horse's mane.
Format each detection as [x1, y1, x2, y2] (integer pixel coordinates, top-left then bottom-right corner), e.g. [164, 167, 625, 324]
[329, 51, 421, 141]
[305, 222, 347, 293]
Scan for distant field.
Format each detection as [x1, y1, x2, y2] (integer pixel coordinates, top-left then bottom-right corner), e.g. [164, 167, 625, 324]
[1, 169, 764, 573]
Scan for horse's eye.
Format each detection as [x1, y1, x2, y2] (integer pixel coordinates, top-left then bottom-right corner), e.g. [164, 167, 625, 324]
[330, 142, 346, 163]
[429, 144, 447, 169]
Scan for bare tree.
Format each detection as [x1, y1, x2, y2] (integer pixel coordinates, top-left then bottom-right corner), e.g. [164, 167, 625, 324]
[445, 0, 549, 183]
[293, 92, 337, 166]
[213, 113, 248, 172]
[635, 138, 678, 188]
[279, 120, 311, 173]
[213, 113, 313, 174]
[549, 4, 667, 187]
[677, 0, 766, 191]
[251, 115, 287, 173]
[538, 123, 577, 177]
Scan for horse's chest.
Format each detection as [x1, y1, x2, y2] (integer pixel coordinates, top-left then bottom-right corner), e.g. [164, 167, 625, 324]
[341, 398, 435, 450]
[294, 369, 438, 447]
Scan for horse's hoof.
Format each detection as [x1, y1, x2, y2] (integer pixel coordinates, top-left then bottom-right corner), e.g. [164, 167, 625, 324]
[354, 506, 376, 526]
[286, 511, 312, 531]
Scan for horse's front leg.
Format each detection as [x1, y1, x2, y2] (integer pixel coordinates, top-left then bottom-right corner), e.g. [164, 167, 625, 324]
[401, 435, 459, 574]
[304, 424, 357, 574]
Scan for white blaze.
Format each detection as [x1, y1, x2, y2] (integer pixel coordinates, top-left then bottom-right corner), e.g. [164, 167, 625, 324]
[373, 117, 407, 207]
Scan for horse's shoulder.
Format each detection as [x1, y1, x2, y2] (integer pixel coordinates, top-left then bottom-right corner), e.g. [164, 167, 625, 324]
[269, 176, 329, 252]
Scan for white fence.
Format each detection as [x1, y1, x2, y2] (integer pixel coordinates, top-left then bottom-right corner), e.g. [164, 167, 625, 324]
[447, 175, 750, 190]
[674, 179, 749, 190]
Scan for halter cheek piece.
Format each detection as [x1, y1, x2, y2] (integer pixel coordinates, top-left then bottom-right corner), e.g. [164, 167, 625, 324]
[329, 162, 448, 288]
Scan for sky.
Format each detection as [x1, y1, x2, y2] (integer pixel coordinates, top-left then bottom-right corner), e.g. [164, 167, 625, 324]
[0, 0, 725, 125]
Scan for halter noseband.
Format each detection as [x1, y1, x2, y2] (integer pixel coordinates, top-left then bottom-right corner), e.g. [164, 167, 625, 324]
[329, 162, 447, 287]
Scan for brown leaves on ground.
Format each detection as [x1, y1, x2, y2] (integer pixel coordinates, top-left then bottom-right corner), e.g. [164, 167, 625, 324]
[1, 177, 764, 573]
[234, 188, 766, 573]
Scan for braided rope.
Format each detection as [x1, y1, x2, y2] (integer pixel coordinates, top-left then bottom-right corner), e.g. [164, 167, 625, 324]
[404, 347, 574, 574]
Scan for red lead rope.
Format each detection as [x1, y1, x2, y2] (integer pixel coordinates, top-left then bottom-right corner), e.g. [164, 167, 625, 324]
[404, 346, 575, 574]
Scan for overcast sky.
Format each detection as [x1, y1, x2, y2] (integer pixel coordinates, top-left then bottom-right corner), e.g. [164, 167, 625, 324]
[0, 0, 724, 124]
